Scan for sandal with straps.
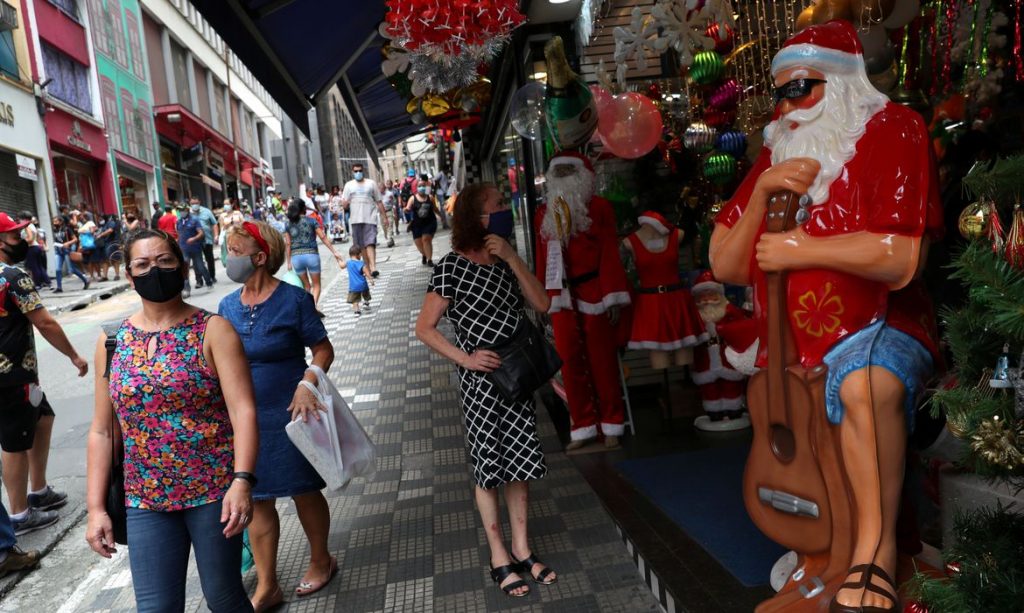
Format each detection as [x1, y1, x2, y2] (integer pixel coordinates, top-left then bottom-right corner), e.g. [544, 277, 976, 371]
[829, 563, 899, 613]
[512, 553, 558, 585]
[490, 563, 530, 597]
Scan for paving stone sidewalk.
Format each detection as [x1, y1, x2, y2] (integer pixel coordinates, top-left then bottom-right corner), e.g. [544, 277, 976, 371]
[73, 235, 662, 612]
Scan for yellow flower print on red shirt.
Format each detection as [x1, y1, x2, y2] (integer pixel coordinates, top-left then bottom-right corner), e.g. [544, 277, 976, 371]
[792, 282, 845, 339]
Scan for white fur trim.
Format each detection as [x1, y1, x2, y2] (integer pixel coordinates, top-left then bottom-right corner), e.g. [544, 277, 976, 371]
[704, 396, 743, 413]
[725, 339, 760, 376]
[771, 44, 862, 76]
[692, 281, 724, 295]
[549, 291, 630, 315]
[628, 333, 708, 351]
[638, 215, 669, 235]
[601, 422, 625, 436]
[549, 291, 573, 313]
[549, 155, 592, 173]
[571, 424, 598, 441]
[602, 291, 632, 310]
[692, 342, 747, 384]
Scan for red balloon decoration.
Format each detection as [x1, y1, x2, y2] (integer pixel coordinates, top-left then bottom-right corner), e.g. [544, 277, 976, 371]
[599, 92, 664, 159]
[384, 0, 526, 58]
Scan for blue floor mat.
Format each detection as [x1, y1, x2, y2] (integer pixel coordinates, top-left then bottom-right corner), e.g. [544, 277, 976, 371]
[616, 446, 786, 587]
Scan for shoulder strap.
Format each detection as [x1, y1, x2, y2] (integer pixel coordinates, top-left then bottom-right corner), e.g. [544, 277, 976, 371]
[101, 321, 122, 380]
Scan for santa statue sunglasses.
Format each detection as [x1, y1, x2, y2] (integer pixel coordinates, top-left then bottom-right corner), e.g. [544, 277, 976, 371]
[772, 78, 827, 105]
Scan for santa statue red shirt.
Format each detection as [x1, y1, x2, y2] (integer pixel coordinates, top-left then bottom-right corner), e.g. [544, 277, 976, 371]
[535, 152, 631, 445]
[691, 271, 754, 418]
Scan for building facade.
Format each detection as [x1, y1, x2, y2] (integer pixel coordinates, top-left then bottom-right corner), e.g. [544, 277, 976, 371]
[26, 0, 118, 217]
[139, 0, 280, 210]
[314, 86, 369, 190]
[0, 0, 53, 228]
[269, 109, 318, 200]
[84, 0, 161, 218]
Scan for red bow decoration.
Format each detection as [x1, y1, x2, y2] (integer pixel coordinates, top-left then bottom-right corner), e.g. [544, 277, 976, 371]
[384, 0, 526, 58]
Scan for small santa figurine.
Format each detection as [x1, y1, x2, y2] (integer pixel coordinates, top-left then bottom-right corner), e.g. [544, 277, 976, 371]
[690, 271, 754, 431]
[536, 151, 632, 452]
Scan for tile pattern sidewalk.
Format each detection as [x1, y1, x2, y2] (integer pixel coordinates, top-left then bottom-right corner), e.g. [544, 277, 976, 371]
[77, 237, 662, 612]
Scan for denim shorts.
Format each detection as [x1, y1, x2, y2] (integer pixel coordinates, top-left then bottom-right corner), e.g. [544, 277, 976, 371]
[291, 252, 321, 275]
[822, 320, 933, 433]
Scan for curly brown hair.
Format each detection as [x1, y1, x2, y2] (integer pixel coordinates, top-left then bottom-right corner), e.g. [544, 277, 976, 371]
[450, 183, 495, 253]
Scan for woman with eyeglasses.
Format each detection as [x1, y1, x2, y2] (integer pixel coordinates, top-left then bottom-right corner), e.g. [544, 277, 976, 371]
[84, 229, 259, 612]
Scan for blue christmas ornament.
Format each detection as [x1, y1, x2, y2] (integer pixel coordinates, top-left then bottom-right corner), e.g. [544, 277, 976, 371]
[716, 130, 748, 158]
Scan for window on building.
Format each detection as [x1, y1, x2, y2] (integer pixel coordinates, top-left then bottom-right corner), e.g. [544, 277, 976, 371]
[125, 10, 145, 80]
[41, 43, 92, 113]
[170, 40, 191, 110]
[48, 0, 80, 21]
[100, 76, 121, 150]
[120, 88, 138, 158]
[137, 100, 153, 163]
[272, 156, 283, 169]
[213, 80, 227, 135]
[107, 0, 127, 68]
[0, 29, 17, 80]
[85, 0, 108, 56]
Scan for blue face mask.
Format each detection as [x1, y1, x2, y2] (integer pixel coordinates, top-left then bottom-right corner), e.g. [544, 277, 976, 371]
[417, 186, 427, 194]
[354, 171, 364, 181]
[486, 209, 514, 239]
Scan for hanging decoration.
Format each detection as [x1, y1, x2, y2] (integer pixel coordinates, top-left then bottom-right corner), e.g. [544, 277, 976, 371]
[599, 92, 664, 159]
[1006, 205, 1024, 269]
[988, 200, 1006, 254]
[705, 21, 734, 54]
[408, 52, 481, 96]
[708, 78, 742, 110]
[691, 50, 726, 84]
[970, 416, 1024, 470]
[1015, 0, 1024, 81]
[383, 0, 526, 61]
[509, 82, 547, 141]
[703, 152, 736, 184]
[715, 130, 747, 158]
[958, 200, 991, 240]
[684, 122, 716, 153]
[544, 36, 600, 150]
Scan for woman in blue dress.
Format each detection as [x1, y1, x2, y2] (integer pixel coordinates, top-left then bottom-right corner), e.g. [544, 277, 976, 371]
[218, 220, 338, 611]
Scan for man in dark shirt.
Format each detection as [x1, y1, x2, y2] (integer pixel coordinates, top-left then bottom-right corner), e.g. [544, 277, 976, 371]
[176, 206, 212, 297]
[149, 202, 163, 230]
[0, 213, 88, 537]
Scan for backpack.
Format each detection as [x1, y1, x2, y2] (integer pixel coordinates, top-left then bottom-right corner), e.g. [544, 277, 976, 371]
[399, 180, 413, 204]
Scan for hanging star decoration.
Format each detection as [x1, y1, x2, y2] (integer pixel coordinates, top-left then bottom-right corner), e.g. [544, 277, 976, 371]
[613, 0, 736, 87]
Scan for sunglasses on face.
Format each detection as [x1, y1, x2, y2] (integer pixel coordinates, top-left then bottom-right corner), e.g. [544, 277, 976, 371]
[773, 78, 827, 105]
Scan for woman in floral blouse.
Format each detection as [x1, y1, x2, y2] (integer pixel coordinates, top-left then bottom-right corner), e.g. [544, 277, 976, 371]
[84, 229, 259, 612]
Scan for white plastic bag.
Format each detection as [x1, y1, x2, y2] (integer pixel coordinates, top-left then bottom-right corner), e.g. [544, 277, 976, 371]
[285, 365, 377, 490]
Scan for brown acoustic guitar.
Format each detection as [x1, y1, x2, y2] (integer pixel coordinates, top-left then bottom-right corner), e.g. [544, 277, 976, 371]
[742, 190, 852, 610]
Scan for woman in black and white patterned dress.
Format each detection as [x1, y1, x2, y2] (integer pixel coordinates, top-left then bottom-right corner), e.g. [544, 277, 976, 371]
[416, 183, 557, 598]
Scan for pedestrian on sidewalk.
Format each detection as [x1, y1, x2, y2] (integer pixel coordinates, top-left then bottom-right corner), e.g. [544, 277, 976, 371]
[416, 183, 558, 599]
[177, 205, 213, 298]
[51, 217, 89, 293]
[77, 213, 102, 283]
[219, 200, 245, 266]
[405, 175, 440, 267]
[284, 199, 343, 308]
[85, 229, 259, 612]
[219, 221, 339, 611]
[346, 245, 371, 316]
[190, 198, 220, 284]
[96, 214, 123, 281]
[0, 213, 88, 536]
[18, 213, 50, 290]
[0, 501, 41, 578]
[341, 163, 390, 278]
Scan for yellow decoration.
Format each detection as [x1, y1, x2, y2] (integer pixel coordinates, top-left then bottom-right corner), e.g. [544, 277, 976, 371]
[792, 282, 845, 339]
[958, 200, 990, 239]
[970, 416, 1024, 470]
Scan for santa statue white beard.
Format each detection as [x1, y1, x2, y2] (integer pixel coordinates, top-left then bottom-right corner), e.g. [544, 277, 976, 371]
[763, 71, 889, 205]
[698, 297, 728, 326]
[541, 167, 595, 241]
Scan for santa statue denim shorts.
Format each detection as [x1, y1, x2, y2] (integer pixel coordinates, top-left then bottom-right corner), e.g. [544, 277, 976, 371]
[822, 319, 933, 433]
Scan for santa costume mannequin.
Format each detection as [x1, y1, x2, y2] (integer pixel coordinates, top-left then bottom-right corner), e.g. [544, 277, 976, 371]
[710, 20, 942, 612]
[536, 152, 631, 452]
[690, 271, 752, 432]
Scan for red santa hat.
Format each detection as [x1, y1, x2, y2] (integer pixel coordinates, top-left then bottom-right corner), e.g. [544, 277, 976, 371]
[548, 151, 595, 175]
[692, 270, 724, 296]
[771, 19, 865, 77]
[637, 211, 674, 236]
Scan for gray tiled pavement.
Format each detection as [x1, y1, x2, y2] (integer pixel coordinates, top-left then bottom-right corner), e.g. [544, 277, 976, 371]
[76, 234, 662, 612]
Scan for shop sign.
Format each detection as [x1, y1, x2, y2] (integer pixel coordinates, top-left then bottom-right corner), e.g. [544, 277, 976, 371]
[207, 149, 225, 174]
[67, 120, 92, 153]
[15, 154, 37, 181]
[0, 101, 13, 127]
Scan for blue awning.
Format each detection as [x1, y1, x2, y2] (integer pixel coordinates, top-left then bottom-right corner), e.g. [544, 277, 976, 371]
[190, 0, 422, 164]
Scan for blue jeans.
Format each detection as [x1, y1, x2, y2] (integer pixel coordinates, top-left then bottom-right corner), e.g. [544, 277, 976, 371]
[54, 249, 87, 290]
[0, 502, 16, 552]
[126, 503, 251, 613]
[184, 249, 213, 287]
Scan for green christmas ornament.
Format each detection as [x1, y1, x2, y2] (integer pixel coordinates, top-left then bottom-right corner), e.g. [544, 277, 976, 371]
[703, 152, 736, 184]
[690, 51, 725, 85]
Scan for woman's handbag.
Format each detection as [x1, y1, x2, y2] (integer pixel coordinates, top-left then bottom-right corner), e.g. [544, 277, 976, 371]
[481, 317, 562, 404]
[101, 322, 128, 545]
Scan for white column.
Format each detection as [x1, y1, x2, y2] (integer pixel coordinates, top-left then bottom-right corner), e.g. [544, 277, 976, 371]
[161, 29, 177, 104]
[184, 51, 199, 111]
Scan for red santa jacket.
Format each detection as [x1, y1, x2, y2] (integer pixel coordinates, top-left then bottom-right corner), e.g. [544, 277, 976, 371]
[692, 304, 749, 385]
[535, 195, 631, 315]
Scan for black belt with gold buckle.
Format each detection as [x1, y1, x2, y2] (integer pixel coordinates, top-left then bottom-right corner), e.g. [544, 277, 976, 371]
[637, 282, 687, 294]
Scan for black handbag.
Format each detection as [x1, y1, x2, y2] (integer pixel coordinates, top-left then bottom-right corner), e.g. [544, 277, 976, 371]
[481, 317, 562, 404]
[102, 322, 128, 545]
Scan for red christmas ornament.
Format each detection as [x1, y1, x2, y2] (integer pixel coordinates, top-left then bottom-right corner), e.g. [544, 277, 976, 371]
[646, 83, 662, 100]
[703, 108, 736, 128]
[706, 22, 734, 54]
[1006, 205, 1024, 269]
[944, 560, 962, 576]
[987, 201, 1005, 254]
[903, 601, 929, 613]
[384, 0, 526, 58]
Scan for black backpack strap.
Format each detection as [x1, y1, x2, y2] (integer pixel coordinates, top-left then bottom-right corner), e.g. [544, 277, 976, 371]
[101, 321, 121, 380]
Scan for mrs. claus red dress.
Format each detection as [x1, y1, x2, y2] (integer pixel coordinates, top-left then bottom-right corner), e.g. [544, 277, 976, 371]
[626, 233, 707, 351]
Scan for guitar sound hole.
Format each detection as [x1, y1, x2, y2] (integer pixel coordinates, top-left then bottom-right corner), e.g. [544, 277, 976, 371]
[771, 425, 795, 463]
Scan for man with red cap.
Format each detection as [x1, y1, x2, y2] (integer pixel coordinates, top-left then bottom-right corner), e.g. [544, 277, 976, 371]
[536, 151, 631, 452]
[690, 271, 751, 424]
[710, 20, 943, 612]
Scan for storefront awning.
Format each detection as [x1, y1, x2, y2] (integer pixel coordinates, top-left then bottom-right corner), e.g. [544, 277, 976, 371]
[154, 104, 236, 159]
[189, 1, 420, 165]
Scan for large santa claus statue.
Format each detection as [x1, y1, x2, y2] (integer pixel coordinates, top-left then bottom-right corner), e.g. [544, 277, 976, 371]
[709, 20, 943, 612]
[536, 151, 631, 452]
[690, 271, 753, 431]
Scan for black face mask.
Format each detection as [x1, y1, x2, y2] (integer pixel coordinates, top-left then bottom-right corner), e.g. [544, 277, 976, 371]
[131, 267, 185, 303]
[2, 239, 29, 263]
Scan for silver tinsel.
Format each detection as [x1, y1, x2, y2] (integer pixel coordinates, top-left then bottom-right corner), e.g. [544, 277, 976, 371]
[409, 53, 479, 94]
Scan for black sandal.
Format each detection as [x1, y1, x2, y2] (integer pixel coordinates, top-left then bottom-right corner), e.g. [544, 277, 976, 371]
[512, 553, 557, 585]
[829, 564, 898, 613]
[490, 564, 529, 597]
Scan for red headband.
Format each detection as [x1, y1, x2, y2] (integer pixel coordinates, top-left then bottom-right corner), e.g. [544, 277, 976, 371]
[242, 222, 270, 255]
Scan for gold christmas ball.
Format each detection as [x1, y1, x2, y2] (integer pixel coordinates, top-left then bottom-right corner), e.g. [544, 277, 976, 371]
[959, 200, 990, 239]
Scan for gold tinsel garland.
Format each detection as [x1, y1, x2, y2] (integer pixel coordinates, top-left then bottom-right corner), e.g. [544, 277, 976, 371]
[970, 416, 1024, 471]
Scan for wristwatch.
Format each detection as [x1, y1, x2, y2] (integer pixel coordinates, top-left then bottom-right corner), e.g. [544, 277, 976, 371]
[233, 471, 258, 488]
